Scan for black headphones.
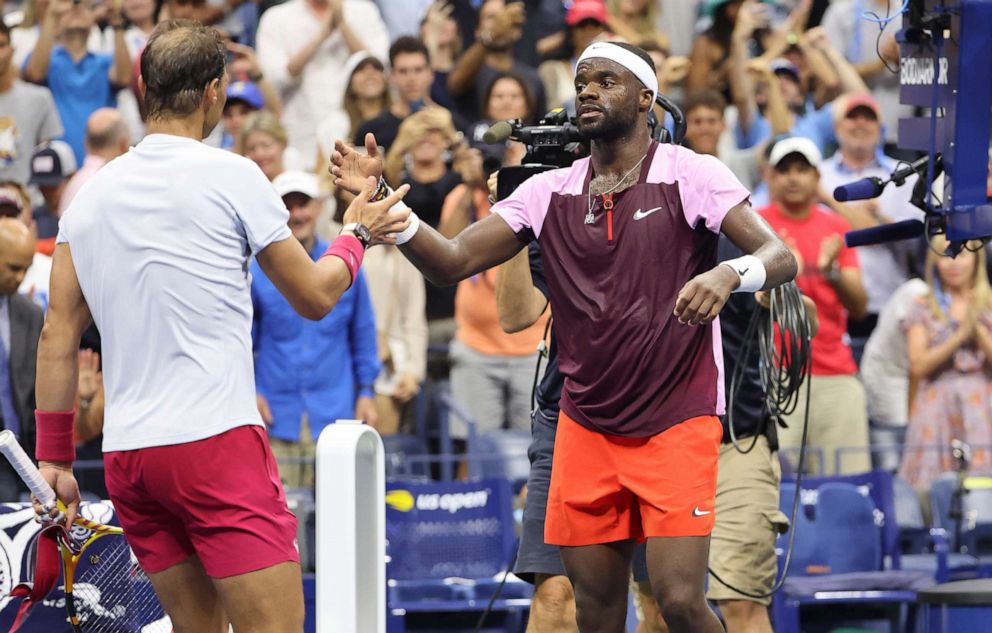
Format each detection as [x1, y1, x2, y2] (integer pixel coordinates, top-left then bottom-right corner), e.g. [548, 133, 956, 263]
[649, 93, 687, 145]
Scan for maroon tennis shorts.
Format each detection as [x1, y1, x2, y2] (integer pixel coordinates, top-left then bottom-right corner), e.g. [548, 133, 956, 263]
[104, 424, 300, 578]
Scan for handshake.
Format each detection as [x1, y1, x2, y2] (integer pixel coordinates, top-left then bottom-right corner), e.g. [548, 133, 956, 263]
[331, 133, 414, 247]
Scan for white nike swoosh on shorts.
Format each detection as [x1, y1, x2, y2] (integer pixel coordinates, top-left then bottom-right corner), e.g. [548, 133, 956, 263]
[692, 506, 712, 517]
[633, 206, 663, 220]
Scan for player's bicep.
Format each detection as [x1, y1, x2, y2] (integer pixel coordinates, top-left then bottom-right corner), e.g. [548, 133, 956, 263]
[719, 201, 781, 254]
[453, 213, 527, 278]
[46, 244, 93, 337]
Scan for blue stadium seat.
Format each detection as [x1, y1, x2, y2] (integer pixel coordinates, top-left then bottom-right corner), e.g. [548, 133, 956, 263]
[930, 473, 992, 567]
[772, 472, 936, 633]
[897, 475, 980, 582]
[469, 431, 531, 488]
[384, 478, 531, 633]
[381, 433, 431, 480]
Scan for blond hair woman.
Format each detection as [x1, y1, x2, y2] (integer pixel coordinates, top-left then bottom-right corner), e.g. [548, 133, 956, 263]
[240, 111, 307, 181]
[900, 235, 992, 491]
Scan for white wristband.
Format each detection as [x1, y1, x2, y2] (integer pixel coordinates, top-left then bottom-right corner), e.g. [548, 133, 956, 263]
[721, 255, 766, 293]
[393, 208, 420, 245]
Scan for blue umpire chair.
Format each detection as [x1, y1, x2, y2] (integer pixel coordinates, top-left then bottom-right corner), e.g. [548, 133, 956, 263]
[384, 478, 532, 633]
[772, 471, 937, 633]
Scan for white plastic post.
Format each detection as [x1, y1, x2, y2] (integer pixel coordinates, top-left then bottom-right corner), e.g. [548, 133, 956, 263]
[315, 420, 386, 633]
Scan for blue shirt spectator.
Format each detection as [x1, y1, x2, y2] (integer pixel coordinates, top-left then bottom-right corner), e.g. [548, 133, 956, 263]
[21, 0, 132, 164]
[31, 47, 116, 163]
[252, 248, 381, 442]
[736, 98, 836, 152]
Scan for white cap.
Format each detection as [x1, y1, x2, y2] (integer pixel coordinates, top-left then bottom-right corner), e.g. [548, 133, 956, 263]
[768, 136, 822, 169]
[273, 171, 320, 199]
[343, 51, 385, 79]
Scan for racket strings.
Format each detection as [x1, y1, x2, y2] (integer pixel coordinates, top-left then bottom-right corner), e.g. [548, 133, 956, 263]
[70, 535, 170, 632]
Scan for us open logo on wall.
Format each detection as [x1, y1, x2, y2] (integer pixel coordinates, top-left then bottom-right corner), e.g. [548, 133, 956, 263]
[386, 488, 492, 514]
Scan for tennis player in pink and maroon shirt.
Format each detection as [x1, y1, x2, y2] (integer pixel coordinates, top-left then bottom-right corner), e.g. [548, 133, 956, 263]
[333, 41, 797, 633]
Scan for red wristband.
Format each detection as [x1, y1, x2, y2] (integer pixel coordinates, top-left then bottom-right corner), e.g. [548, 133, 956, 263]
[320, 234, 364, 287]
[35, 410, 76, 463]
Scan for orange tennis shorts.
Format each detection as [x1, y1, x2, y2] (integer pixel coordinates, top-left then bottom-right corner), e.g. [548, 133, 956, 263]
[545, 411, 722, 546]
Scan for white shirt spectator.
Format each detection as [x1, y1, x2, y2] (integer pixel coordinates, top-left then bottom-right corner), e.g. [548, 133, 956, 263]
[372, 0, 432, 41]
[56, 134, 291, 451]
[818, 151, 921, 314]
[859, 278, 928, 426]
[256, 0, 389, 160]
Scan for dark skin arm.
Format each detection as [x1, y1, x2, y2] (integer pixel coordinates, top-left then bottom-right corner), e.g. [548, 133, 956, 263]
[331, 137, 797, 322]
[674, 201, 798, 326]
[398, 214, 525, 287]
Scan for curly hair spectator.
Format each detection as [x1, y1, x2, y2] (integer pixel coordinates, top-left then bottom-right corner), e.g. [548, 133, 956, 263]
[383, 106, 465, 341]
[900, 237, 992, 492]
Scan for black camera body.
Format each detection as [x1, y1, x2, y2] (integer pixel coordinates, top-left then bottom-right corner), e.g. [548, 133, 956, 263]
[490, 96, 686, 201]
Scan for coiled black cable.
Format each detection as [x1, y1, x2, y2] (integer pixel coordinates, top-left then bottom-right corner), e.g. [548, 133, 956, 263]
[711, 281, 813, 599]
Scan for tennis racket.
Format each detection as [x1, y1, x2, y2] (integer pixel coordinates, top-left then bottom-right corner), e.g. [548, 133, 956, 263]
[0, 430, 171, 632]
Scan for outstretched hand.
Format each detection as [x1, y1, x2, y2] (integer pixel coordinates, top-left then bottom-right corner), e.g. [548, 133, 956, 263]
[330, 133, 384, 195]
[342, 176, 412, 245]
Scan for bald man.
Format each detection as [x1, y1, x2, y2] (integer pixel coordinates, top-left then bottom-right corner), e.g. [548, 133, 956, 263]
[58, 108, 131, 215]
[0, 218, 44, 500]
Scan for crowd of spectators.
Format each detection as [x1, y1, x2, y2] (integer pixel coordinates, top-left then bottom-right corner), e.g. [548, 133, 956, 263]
[0, 0, 990, 512]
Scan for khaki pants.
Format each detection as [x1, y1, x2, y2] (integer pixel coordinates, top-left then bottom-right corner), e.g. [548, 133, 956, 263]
[269, 415, 316, 490]
[706, 436, 788, 605]
[778, 373, 871, 475]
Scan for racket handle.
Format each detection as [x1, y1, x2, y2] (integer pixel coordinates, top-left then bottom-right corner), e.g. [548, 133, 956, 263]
[0, 430, 57, 509]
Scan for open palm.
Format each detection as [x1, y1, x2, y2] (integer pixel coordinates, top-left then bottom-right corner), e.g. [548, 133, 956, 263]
[330, 133, 385, 195]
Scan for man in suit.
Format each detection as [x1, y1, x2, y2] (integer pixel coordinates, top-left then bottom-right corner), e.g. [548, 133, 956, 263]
[0, 218, 44, 500]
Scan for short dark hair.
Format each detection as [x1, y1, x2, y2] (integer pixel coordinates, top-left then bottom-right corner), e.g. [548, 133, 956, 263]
[682, 89, 727, 117]
[389, 36, 430, 67]
[140, 20, 226, 121]
[0, 19, 10, 41]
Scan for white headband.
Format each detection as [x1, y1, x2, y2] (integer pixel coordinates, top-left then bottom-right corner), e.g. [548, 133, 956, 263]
[575, 42, 659, 105]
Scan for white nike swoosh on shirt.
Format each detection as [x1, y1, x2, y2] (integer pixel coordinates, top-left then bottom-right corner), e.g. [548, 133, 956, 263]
[633, 206, 663, 221]
[692, 507, 712, 517]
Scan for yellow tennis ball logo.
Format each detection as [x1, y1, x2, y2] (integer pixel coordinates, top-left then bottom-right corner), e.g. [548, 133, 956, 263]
[385, 490, 415, 512]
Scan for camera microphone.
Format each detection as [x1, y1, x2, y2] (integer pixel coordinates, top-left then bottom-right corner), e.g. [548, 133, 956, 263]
[482, 121, 517, 145]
